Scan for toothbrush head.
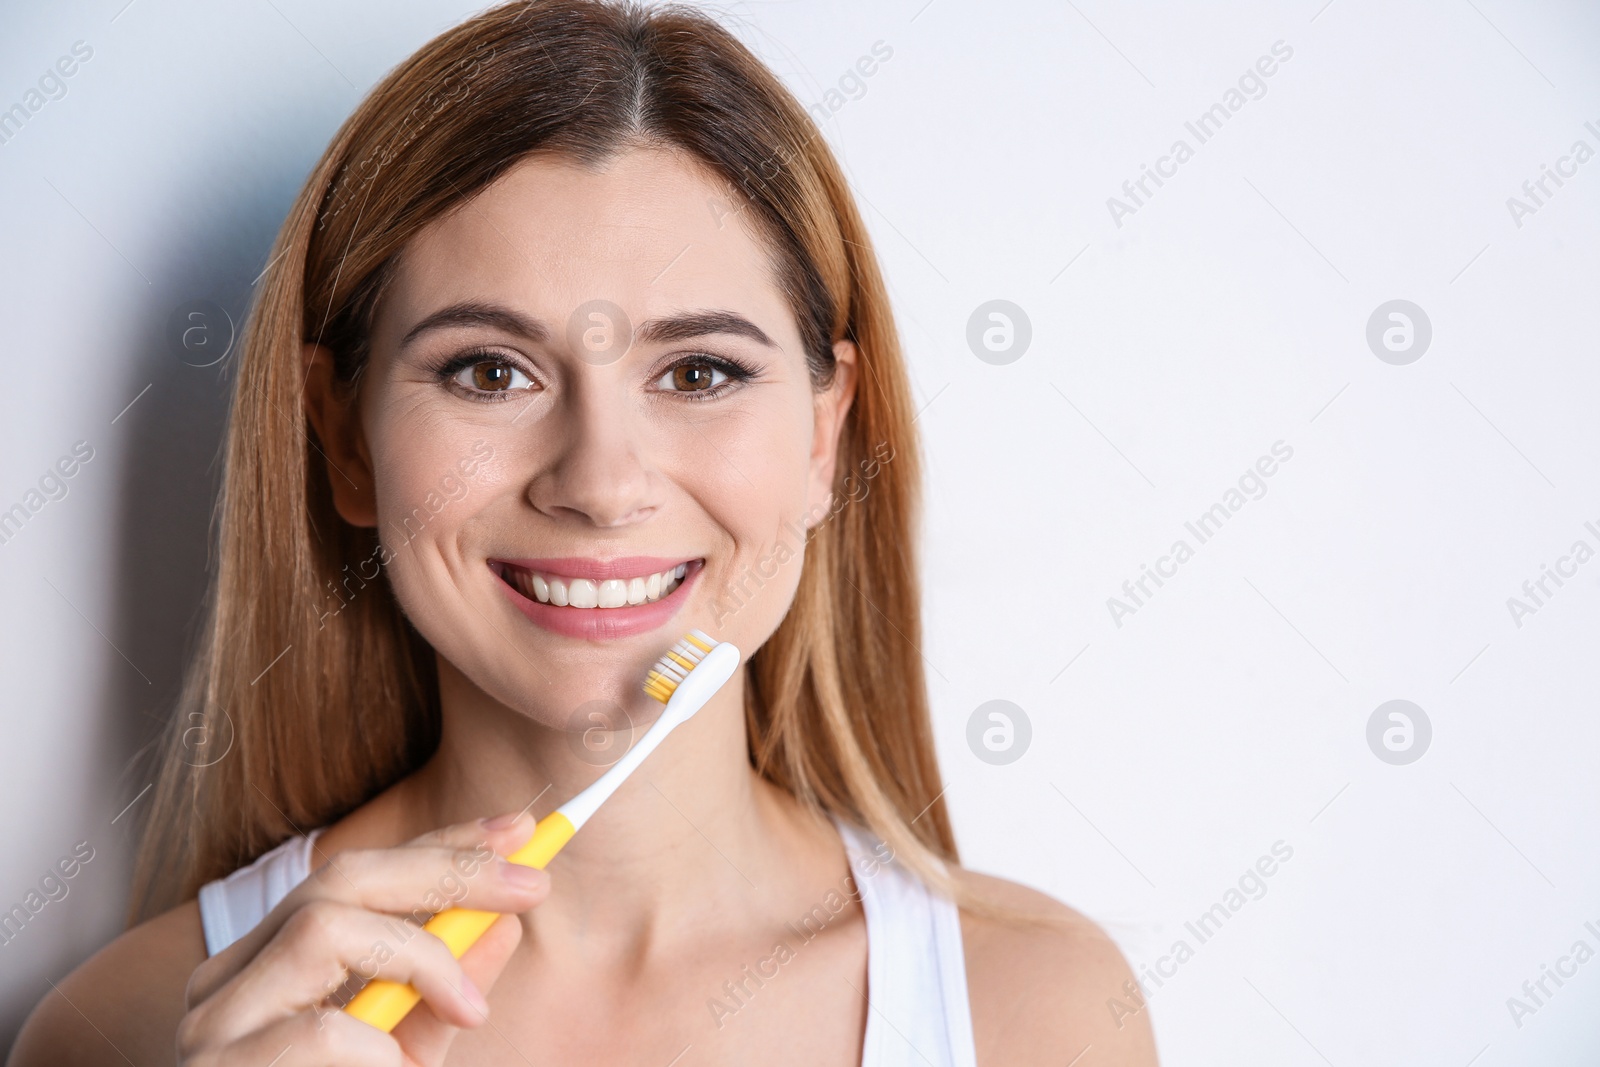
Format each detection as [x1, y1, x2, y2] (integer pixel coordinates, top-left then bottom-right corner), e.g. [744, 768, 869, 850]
[643, 628, 718, 703]
[554, 629, 739, 834]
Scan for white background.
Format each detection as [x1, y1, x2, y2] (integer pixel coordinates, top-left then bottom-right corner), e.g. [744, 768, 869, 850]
[1, 0, 1597, 1061]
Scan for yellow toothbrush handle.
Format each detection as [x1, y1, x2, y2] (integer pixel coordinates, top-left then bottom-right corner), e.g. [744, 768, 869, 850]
[343, 811, 576, 1032]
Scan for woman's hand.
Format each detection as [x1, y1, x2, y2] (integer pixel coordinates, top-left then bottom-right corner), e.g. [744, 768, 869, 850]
[175, 811, 548, 1066]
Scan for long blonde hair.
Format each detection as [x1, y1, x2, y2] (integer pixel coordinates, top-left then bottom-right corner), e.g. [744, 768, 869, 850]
[129, 0, 974, 924]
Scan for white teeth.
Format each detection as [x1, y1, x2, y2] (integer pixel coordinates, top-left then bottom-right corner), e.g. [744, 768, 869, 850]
[568, 578, 599, 608]
[504, 562, 694, 608]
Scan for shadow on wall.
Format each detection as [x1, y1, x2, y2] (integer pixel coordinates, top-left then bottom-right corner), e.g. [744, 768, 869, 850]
[0, 99, 338, 1054]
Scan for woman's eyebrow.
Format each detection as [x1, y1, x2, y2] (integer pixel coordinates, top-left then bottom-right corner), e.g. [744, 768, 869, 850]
[399, 301, 778, 350]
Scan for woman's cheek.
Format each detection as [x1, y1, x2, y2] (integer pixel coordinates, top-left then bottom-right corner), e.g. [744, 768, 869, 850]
[366, 395, 496, 514]
[701, 400, 817, 626]
[704, 490, 817, 644]
[365, 442, 492, 625]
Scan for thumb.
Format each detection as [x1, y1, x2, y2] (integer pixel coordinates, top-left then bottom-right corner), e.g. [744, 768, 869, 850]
[392, 911, 525, 1066]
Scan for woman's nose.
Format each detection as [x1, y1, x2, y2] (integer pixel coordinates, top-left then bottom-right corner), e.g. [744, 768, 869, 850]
[524, 384, 657, 528]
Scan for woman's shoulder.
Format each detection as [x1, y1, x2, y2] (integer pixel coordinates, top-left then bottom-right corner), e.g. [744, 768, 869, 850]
[951, 867, 1159, 1066]
[8, 897, 207, 1066]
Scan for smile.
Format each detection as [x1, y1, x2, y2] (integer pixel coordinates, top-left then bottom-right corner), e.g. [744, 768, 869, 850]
[493, 560, 690, 608]
[489, 556, 705, 640]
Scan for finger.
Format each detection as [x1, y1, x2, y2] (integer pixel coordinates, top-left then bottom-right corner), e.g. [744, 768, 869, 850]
[295, 812, 541, 927]
[190, 820, 544, 1003]
[391, 911, 524, 1062]
[185, 898, 491, 1049]
[401, 810, 538, 854]
[179, 1006, 398, 1067]
[301, 842, 546, 920]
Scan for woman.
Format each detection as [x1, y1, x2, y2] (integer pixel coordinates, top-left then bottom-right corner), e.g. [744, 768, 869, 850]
[12, 2, 1156, 1063]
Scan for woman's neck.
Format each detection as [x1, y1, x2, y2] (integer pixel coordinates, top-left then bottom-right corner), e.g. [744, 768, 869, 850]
[353, 652, 843, 958]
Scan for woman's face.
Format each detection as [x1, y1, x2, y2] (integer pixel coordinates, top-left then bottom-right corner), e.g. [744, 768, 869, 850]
[306, 146, 856, 726]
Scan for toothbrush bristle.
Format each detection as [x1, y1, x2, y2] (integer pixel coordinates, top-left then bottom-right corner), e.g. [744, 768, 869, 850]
[643, 629, 717, 703]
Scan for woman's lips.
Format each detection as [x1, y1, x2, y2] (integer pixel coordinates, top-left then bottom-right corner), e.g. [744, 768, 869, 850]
[490, 557, 704, 640]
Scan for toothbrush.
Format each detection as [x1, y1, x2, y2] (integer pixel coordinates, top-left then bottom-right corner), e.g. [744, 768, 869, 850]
[342, 629, 741, 1032]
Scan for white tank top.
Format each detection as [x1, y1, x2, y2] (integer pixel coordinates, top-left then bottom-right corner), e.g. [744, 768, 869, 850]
[197, 811, 977, 1067]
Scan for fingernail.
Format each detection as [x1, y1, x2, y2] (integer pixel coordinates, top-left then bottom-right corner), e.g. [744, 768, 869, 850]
[460, 975, 489, 1015]
[481, 811, 522, 830]
[501, 861, 545, 890]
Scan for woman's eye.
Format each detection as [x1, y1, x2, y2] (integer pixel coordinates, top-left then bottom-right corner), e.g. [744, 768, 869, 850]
[452, 358, 533, 395]
[655, 360, 727, 394]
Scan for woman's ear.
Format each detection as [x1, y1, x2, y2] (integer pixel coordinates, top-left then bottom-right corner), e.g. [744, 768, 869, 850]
[301, 342, 378, 527]
[805, 338, 859, 528]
